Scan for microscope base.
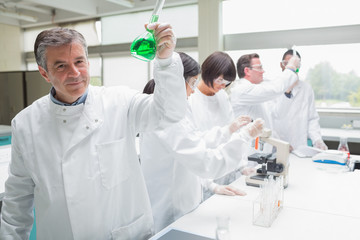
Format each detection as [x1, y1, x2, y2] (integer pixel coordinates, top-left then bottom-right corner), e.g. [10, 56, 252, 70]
[246, 174, 288, 188]
[245, 174, 268, 187]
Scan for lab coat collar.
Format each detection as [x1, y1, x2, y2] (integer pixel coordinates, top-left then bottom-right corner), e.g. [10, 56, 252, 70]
[62, 85, 104, 152]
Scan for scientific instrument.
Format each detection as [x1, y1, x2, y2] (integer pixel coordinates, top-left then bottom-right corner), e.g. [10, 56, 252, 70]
[130, 0, 165, 61]
[312, 150, 348, 165]
[246, 129, 290, 188]
[253, 175, 284, 227]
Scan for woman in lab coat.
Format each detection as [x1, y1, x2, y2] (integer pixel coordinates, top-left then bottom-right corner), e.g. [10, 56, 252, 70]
[140, 52, 264, 233]
[188, 51, 241, 200]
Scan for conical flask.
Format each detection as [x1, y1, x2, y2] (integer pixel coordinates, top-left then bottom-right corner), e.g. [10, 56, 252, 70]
[130, 0, 165, 61]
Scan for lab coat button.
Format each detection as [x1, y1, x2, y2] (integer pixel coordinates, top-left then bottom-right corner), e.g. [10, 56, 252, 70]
[63, 108, 66, 112]
[86, 126, 90, 130]
[63, 120, 67, 123]
[95, 119, 98, 123]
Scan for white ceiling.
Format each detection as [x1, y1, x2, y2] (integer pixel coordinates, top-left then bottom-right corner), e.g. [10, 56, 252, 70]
[0, 0, 197, 28]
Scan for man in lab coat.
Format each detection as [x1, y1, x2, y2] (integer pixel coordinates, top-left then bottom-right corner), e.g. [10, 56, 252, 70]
[271, 49, 327, 151]
[229, 53, 300, 153]
[0, 25, 187, 239]
[230, 53, 300, 130]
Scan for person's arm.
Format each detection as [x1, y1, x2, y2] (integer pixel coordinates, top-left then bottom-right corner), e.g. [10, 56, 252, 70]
[129, 23, 187, 133]
[202, 179, 246, 197]
[156, 119, 264, 179]
[232, 70, 298, 104]
[196, 115, 252, 148]
[0, 123, 35, 239]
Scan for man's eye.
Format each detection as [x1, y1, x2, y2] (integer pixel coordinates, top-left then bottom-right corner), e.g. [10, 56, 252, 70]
[56, 64, 65, 70]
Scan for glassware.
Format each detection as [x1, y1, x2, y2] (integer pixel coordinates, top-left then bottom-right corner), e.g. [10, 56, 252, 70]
[337, 136, 350, 166]
[130, 0, 165, 61]
[215, 216, 230, 240]
[337, 137, 349, 152]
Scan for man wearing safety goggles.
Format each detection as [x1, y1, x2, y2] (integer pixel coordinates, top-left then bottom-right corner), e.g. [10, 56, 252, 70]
[229, 52, 300, 152]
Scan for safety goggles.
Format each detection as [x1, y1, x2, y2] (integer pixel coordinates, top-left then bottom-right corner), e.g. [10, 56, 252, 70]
[214, 78, 231, 85]
[186, 77, 199, 90]
[249, 64, 264, 72]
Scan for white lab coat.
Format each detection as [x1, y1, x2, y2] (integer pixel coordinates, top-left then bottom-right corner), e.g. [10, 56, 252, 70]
[0, 54, 187, 240]
[188, 88, 239, 199]
[229, 70, 298, 154]
[229, 69, 298, 129]
[189, 89, 234, 131]
[140, 103, 249, 233]
[271, 80, 322, 150]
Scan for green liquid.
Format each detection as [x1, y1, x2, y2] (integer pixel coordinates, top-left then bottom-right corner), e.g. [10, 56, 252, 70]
[130, 15, 159, 62]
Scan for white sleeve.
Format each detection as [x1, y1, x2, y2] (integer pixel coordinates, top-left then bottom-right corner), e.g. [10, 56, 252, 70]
[201, 179, 218, 193]
[232, 70, 298, 105]
[129, 52, 187, 132]
[0, 125, 35, 239]
[197, 125, 232, 148]
[157, 123, 249, 179]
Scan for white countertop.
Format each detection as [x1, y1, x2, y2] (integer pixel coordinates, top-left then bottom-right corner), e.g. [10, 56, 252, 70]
[151, 154, 360, 240]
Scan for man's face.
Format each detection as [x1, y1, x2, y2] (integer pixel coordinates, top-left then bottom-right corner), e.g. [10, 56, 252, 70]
[246, 58, 264, 84]
[39, 42, 90, 104]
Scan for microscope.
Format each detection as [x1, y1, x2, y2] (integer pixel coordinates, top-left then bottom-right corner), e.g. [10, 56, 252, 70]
[245, 129, 290, 188]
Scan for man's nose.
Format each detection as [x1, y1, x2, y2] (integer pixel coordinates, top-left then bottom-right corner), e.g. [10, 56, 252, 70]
[68, 64, 80, 78]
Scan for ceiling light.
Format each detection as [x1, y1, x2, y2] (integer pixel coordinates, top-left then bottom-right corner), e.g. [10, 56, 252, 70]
[106, 0, 135, 8]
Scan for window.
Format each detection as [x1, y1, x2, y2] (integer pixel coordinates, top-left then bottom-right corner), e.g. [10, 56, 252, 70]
[89, 56, 102, 86]
[103, 55, 148, 92]
[223, 0, 360, 34]
[102, 4, 198, 44]
[23, 20, 100, 53]
[223, 0, 360, 110]
[227, 43, 360, 108]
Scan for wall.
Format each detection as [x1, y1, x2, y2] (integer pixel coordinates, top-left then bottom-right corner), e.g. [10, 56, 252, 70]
[0, 24, 24, 71]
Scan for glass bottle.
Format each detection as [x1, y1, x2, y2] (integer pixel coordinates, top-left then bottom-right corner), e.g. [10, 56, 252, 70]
[337, 136, 350, 165]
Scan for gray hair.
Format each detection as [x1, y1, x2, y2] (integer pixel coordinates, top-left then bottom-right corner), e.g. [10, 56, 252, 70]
[34, 27, 88, 71]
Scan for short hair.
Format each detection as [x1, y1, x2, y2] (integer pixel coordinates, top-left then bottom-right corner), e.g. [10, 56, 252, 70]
[282, 49, 301, 60]
[236, 53, 259, 78]
[34, 27, 88, 71]
[201, 51, 236, 88]
[143, 79, 156, 94]
[178, 52, 201, 81]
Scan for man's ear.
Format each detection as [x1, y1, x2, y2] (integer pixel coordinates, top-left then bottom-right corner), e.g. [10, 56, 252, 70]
[38, 66, 51, 83]
[244, 66, 250, 77]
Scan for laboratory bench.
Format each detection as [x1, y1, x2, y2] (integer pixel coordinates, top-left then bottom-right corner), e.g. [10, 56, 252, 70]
[150, 154, 360, 240]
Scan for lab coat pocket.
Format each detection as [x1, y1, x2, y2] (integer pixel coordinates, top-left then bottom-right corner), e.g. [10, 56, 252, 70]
[96, 139, 130, 189]
[111, 214, 153, 240]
